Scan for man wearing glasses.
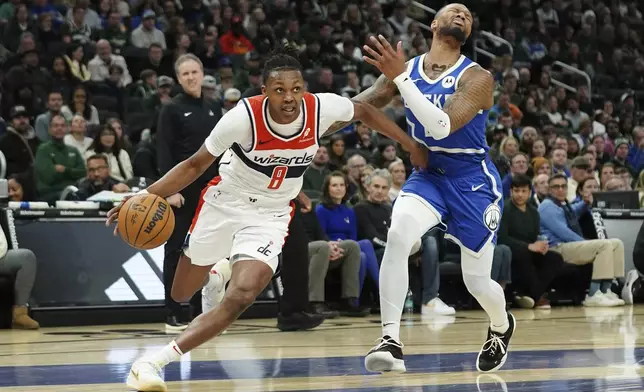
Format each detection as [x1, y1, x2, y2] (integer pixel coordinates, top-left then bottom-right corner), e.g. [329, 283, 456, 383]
[75, 155, 130, 200]
[538, 173, 625, 307]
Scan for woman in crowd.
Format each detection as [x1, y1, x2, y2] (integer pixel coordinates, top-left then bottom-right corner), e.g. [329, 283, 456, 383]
[574, 177, 601, 239]
[387, 160, 405, 202]
[85, 125, 133, 182]
[532, 156, 552, 176]
[8, 173, 37, 202]
[316, 172, 380, 293]
[61, 84, 100, 125]
[63, 115, 93, 155]
[530, 138, 547, 159]
[327, 134, 347, 171]
[64, 43, 91, 83]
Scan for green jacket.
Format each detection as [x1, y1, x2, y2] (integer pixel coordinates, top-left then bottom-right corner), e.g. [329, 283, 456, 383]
[35, 140, 87, 201]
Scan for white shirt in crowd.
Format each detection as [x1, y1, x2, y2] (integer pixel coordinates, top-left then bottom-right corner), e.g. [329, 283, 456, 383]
[64, 134, 93, 155]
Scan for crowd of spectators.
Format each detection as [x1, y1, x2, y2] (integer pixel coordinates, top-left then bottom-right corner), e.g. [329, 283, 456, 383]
[1, 0, 644, 328]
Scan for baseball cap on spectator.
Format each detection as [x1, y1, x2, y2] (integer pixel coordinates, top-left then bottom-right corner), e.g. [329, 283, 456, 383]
[10, 105, 28, 119]
[614, 138, 629, 153]
[621, 90, 634, 103]
[202, 75, 216, 89]
[158, 76, 174, 87]
[570, 156, 591, 170]
[142, 10, 156, 19]
[224, 88, 241, 103]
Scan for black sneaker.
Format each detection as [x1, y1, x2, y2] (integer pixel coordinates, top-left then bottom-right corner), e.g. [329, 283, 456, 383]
[311, 302, 340, 319]
[364, 335, 406, 373]
[339, 298, 370, 317]
[165, 316, 188, 333]
[277, 311, 324, 332]
[476, 312, 516, 372]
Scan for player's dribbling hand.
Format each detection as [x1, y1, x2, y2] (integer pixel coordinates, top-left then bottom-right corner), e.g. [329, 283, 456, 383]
[167, 193, 185, 208]
[106, 196, 132, 236]
[362, 35, 406, 81]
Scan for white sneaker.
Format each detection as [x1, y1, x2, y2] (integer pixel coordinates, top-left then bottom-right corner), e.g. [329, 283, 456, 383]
[202, 258, 232, 314]
[514, 296, 535, 309]
[126, 360, 167, 391]
[421, 297, 456, 315]
[604, 289, 625, 306]
[583, 291, 617, 307]
[622, 269, 640, 305]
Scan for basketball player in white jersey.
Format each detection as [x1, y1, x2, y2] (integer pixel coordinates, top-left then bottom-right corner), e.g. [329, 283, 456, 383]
[107, 45, 425, 391]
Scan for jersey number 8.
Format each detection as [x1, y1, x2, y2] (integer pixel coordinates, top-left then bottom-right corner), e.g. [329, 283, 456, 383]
[267, 165, 288, 189]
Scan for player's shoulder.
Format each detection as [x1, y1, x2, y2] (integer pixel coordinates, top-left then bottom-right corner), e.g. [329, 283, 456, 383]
[313, 92, 352, 108]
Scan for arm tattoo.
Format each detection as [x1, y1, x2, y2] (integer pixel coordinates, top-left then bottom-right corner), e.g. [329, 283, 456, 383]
[325, 74, 398, 135]
[443, 66, 494, 132]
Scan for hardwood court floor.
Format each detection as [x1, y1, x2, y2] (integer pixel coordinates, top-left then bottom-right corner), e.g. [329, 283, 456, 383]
[1, 306, 643, 391]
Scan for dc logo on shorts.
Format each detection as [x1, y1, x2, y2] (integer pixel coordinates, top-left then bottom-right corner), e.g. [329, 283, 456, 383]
[483, 204, 501, 232]
[442, 76, 456, 88]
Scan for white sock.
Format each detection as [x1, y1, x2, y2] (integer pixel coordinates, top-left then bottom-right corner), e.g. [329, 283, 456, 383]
[379, 196, 438, 344]
[147, 340, 183, 368]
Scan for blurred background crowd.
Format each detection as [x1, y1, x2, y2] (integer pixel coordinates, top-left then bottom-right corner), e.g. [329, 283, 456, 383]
[1, 0, 644, 330]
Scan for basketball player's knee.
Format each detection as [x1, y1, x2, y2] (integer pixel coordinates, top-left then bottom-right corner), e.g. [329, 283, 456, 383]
[462, 273, 491, 298]
[386, 221, 414, 248]
[223, 285, 257, 312]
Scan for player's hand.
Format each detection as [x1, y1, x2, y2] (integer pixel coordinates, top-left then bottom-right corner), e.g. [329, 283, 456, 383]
[406, 142, 428, 171]
[362, 35, 406, 81]
[55, 164, 66, 173]
[106, 195, 133, 236]
[167, 193, 185, 208]
[297, 191, 312, 212]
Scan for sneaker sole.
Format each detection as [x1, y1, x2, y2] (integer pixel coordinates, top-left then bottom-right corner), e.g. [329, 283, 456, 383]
[365, 352, 406, 373]
[126, 373, 167, 392]
[622, 270, 639, 305]
[165, 324, 188, 333]
[476, 313, 516, 373]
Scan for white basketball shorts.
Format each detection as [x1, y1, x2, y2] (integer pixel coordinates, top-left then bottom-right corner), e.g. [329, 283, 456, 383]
[183, 188, 293, 273]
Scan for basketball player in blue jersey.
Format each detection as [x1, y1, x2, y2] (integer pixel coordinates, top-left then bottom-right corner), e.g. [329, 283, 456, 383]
[347, 3, 514, 373]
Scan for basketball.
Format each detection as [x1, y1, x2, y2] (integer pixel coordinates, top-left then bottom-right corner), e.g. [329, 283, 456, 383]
[118, 194, 175, 250]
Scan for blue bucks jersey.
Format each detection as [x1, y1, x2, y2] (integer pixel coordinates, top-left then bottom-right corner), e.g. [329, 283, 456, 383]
[403, 54, 489, 172]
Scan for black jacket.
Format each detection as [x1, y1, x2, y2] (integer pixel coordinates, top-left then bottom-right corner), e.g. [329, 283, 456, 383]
[156, 92, 222, 204]
[354, 200, 391, 247]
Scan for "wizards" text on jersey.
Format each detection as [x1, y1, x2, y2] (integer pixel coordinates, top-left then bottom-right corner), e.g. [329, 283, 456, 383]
[252, 153, 315, 166]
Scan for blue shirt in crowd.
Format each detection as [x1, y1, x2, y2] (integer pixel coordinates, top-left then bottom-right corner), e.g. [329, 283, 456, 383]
[538, 198, 587, 247]
[315, 203, 358, 242]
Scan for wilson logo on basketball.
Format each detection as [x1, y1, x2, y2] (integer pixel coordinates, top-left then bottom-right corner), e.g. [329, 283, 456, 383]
[143, 202, 168, 234]
[252, 152, 314, 165]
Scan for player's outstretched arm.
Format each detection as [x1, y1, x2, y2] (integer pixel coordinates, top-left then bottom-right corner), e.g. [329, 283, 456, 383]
[325, 74, 398, 134]
[145, 144, 217, 198]
[106, 145, 216, 229]
[352, 101, 427, 169]
[362, 35, 494, 140]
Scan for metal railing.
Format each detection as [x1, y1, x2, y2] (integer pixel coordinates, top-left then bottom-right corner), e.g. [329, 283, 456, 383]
[408, 1, 589, 95]
[552, 61, 592, 96]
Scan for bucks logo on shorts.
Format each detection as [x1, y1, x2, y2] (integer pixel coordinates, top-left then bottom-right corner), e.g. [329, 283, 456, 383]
[483, 204, 501, 232]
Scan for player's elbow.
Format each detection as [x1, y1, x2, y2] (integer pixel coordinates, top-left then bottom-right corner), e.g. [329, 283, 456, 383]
[351, 101, 378, 123]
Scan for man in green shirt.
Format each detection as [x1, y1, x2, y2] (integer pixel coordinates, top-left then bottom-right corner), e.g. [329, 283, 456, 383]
[35, 114, 87, 203]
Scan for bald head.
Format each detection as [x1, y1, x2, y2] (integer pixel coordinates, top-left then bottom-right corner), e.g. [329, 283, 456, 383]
[96, 39, 112, 59]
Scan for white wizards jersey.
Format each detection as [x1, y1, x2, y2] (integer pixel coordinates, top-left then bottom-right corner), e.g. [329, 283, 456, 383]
[205, 93, 323, 208]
